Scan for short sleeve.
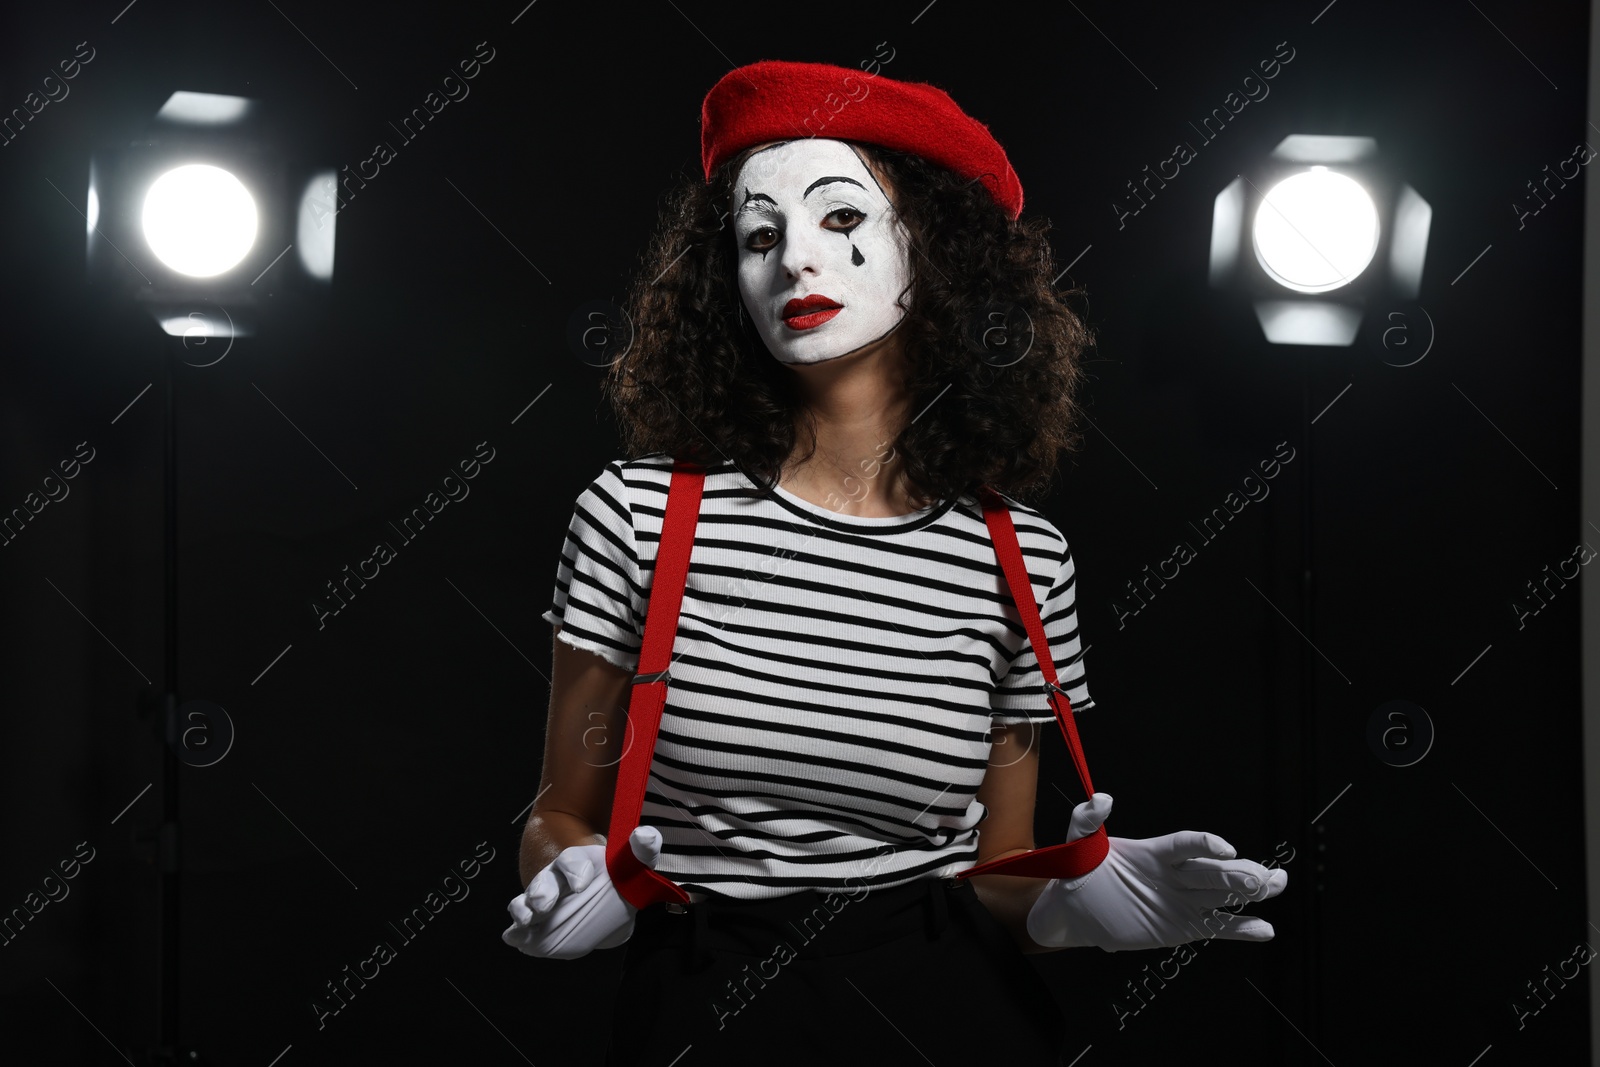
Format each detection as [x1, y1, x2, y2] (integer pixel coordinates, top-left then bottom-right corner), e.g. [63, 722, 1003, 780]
[991, 541, 1096, 724]
[540, 462, 647, 672]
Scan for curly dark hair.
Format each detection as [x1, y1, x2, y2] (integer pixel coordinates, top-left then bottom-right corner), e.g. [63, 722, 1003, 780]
[602, 139, 1096, 507]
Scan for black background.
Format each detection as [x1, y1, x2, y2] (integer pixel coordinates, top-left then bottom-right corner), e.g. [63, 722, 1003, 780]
[0, 0, 1589, 1063]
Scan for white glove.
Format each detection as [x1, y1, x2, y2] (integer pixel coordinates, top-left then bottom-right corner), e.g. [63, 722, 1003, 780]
[1025, 793, 1287, 952]
[502, 826, 665, 959]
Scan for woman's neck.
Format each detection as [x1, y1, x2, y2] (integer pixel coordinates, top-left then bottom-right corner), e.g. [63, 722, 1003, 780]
[779, 332, 930, 517]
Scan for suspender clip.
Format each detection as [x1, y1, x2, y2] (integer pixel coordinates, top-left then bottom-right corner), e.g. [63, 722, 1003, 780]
[632, 668, 672, 686]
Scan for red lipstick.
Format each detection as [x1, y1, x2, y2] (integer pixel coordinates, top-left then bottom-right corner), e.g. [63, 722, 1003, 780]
[782, 294, 843, 331]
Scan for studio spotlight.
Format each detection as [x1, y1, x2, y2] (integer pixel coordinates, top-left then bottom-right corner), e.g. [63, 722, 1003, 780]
[86, 90, 336, 338]
[1210, 135, 1431, 346]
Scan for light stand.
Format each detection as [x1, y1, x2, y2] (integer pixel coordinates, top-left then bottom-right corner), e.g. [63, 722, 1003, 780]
[133, 332, 194, 1065]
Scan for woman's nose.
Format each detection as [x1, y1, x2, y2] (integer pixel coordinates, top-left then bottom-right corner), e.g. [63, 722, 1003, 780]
[779, 224, 828, 279]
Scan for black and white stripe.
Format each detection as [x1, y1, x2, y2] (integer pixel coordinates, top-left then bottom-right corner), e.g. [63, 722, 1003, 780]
[542, 454, 1095, 900]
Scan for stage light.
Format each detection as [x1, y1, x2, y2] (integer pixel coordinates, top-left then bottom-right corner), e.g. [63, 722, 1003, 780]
[141, 164, 259, 277]
[86, 89, 335, 337]
[1252, 167, 1379, 294]
[1210, 135, 1431, 346]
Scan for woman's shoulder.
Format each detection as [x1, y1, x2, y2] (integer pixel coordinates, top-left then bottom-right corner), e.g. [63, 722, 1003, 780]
[580, 452, 744, 509]
[973, 488, 1074, 562]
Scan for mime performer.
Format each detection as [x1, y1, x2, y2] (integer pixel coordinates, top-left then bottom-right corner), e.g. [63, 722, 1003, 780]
[503, 58, 1288, 1065]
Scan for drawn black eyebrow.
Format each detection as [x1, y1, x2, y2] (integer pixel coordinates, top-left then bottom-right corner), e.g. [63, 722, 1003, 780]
[735, 189, 777, 216]
[803, 175, 865, 198]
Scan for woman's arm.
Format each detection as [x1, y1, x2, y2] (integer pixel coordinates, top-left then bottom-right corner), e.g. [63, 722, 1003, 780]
[516, 626, 634, 888]
[968, 720, 1067, 956]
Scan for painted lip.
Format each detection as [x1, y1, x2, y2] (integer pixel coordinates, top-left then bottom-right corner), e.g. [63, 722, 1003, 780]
[781, 294, 843, 331]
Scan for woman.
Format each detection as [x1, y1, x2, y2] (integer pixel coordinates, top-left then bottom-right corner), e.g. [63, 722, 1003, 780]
[504, 60, 1287, 1065]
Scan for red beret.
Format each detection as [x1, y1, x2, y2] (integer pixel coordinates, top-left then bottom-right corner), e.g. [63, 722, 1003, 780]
[701, 60, 1024, 220]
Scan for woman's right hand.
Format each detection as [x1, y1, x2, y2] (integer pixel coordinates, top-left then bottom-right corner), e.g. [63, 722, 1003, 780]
[502, 825, 665, 959]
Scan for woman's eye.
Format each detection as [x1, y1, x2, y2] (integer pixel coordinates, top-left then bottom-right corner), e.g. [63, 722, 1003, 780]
[825, 208, 865, 231]
[745, 226, 779, 252]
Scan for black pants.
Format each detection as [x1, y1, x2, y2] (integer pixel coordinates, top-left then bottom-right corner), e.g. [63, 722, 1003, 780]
[602, 877, 1068, 1066]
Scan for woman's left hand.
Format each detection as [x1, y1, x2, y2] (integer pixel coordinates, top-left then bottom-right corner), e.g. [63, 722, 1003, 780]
[1024, 793, 1288, 952]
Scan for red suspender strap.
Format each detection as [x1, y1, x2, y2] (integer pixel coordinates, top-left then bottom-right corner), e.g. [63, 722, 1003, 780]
[603, 459, 704, 910]
[953, 486, 1110, 882]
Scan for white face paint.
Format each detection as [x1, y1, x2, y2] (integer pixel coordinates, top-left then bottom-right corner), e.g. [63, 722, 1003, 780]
[730, 139, 912, 366]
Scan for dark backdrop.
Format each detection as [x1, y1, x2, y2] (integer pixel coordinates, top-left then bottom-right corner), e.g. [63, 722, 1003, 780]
[0, 1, 1589, 1063]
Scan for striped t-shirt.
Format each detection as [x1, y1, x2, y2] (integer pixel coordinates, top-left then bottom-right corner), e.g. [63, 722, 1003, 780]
[541, 454, 1096, 900]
